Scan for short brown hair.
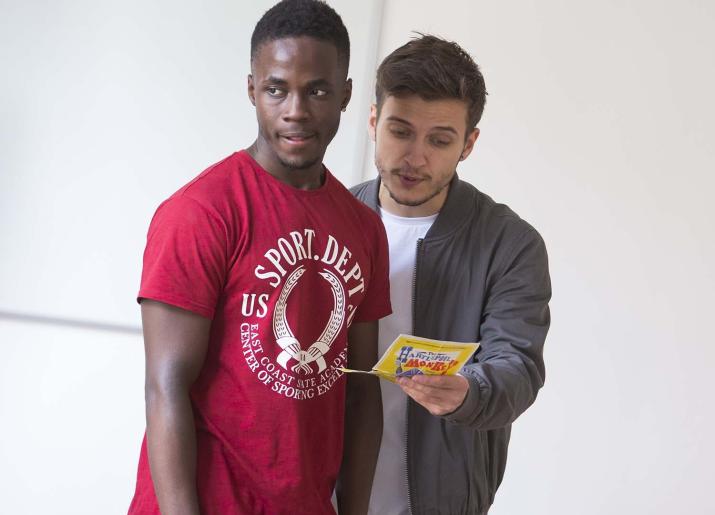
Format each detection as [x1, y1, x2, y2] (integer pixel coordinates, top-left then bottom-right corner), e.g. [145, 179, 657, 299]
[375, 34, 487, 131]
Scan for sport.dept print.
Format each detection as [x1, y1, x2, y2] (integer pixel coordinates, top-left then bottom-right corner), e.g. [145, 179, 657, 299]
[240, 228, 366, 400]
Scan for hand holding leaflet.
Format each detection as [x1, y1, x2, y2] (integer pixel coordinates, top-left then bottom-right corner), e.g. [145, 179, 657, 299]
[340, 334, 479, 383]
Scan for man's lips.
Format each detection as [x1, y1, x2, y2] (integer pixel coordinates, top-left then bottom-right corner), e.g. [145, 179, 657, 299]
[395, 172, 425, 183]
[391, 171, 428, 189]
[279, 132, 316, 145]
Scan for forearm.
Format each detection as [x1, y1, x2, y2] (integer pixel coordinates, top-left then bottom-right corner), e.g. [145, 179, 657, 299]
[336, 375, 383, 515]
[446, 227, 550, 430]
[447, 355, 544, 430]
[146, 389, 201, 515]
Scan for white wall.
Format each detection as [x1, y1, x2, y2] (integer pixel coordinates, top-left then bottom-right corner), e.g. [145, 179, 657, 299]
[0, 319, 144, 514]
[365, 1, 715, 514]
[0, 1, 382, 513]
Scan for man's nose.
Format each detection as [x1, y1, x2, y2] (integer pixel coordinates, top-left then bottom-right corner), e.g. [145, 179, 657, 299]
[283, 93, 310, 122]
[404, 140, 428, 169]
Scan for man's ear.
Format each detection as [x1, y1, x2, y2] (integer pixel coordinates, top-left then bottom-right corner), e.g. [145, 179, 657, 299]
[460, 128, 480, 161]
[368, 104, 378, 142]
[340, 78, 353, 112]
[247, 74, 256, 106]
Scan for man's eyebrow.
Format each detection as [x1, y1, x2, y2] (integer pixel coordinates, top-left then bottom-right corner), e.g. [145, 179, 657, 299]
[262, 76, 288, 85]
[385, 115, 414, 127]
[431, 125, 459, 136]
[306, 78, 332, 88]
[259, 77, 333, 89]
[386, 116, 459, 135]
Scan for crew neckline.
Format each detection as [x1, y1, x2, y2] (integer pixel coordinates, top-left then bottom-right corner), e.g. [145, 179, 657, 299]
[239, 149, 333, 196]
[379, 207, 439, 225]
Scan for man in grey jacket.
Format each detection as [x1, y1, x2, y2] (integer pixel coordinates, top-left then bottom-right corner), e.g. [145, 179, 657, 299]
[352, 35, 551, 515]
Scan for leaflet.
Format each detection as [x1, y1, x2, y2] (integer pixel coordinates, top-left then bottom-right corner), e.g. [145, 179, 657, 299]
[340, 334, 479, 382]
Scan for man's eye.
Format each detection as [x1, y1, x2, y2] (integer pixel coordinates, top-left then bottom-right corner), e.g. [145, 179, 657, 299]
[311, 88, 328, 97]
[431, 138, 452, 147]
[267, 87, 283, 96]
[390, 129, 410, 138]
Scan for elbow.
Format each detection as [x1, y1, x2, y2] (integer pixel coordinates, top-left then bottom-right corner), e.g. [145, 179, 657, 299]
[144, 371, 192, 418]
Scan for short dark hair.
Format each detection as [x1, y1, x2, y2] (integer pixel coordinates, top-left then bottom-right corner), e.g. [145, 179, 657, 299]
[375, 34, 487, 130]
[251, 0, 350, 71]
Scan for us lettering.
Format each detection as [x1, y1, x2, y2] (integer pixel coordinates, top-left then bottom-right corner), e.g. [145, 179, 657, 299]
[241, 293, 269, 318]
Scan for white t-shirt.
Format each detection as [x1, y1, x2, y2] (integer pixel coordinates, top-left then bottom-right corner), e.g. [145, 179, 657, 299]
[368, 208, 437, 515]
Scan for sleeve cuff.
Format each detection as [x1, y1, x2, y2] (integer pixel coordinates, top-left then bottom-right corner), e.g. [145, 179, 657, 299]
[137, 291, 215, 320]
[352, 303, 393, 323]
[444, 371, 487, 425]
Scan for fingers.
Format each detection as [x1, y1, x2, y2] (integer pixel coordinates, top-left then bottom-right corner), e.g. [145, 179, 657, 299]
[403, 374, 463, 390]
[396, 375, 469, 416]
[399, 384, 446, 415]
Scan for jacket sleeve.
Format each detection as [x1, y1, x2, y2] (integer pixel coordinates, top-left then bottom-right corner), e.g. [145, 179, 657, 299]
[444, 226, 551, 430]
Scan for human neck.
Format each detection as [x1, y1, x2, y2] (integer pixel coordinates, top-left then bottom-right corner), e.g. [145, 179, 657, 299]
[247, 140, 325, 190]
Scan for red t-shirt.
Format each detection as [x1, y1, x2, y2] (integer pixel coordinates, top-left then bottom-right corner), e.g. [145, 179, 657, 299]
[128, 151, 391, 515]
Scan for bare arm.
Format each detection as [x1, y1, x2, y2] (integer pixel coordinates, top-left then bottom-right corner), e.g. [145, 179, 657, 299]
[336, 321, 383, 515]
[142, 299, 211, 515]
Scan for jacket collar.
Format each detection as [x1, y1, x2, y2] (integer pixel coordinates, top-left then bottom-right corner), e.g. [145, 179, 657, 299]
[363, 173, 476, 240]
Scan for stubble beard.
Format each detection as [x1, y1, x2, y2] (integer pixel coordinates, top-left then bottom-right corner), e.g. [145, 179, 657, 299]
[376, 159, 450, 208]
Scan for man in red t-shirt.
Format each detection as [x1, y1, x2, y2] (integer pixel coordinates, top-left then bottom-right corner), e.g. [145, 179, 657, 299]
[127, 2, 391, 514]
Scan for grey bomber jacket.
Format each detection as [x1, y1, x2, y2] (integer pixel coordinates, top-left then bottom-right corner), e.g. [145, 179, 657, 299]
[351, 175, 551, 515]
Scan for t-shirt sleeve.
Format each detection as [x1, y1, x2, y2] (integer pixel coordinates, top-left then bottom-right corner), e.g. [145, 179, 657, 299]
[138, 194, 228, 319]
[352, 215, 392, 323]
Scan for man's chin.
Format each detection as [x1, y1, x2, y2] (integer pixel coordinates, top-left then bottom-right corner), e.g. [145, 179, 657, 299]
[277, 154, 321, 171]
[388, 189, 431, 207]
[384, 177, 451, 210]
